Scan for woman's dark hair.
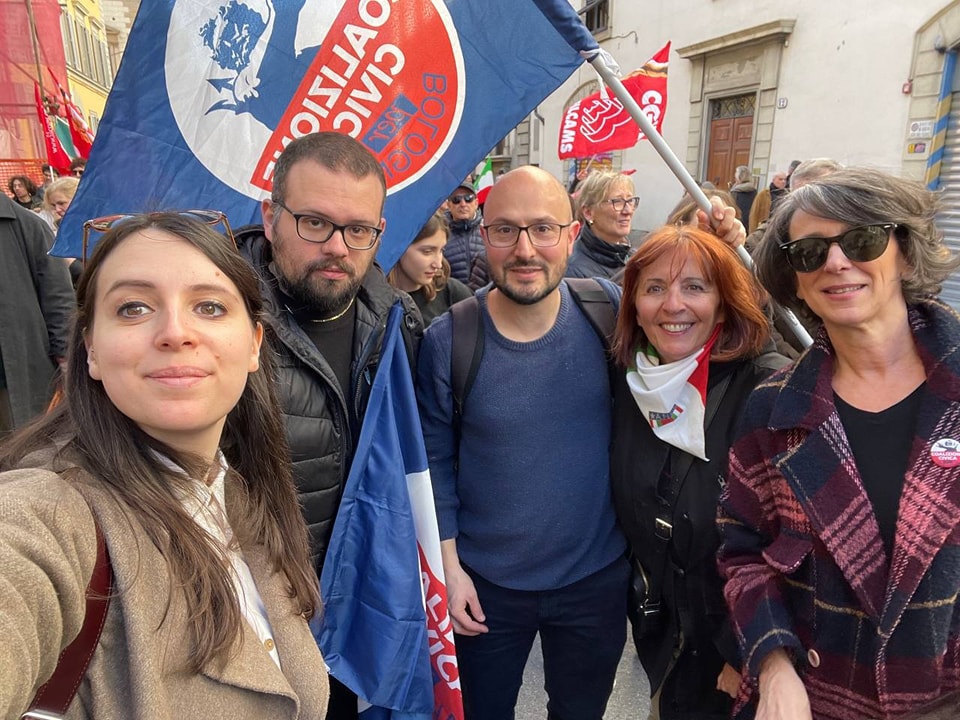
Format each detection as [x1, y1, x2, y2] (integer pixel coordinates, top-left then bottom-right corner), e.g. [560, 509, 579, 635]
[387, 211, 451, 301]
[756, 166, 960, 323]
[613, 225, 771, 368]
[0, 212, 319, 672]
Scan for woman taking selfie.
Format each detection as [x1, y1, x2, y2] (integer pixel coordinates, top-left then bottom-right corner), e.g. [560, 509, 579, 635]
[0, 212, 327, 718]
[610, 225, 788, 719]
[719, 168, 960, 719]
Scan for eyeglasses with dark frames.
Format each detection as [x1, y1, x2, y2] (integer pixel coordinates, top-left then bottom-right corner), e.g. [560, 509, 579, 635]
[81, 210, 235, 264]
[482, 222, 573, 248]
[779, 223, 896, 273]
[603, 196, 640, 212]
[273, 200, 381, 250]
[449, 193, 476, 205]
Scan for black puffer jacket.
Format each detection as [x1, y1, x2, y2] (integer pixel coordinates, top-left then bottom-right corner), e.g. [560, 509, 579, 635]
[237, 226, 423, 572]
[565, 223, 633, 280]
[443, 211, 488, 290]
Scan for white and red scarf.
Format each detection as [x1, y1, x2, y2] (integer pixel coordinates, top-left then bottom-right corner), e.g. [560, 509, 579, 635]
[626, 325, 721, 461]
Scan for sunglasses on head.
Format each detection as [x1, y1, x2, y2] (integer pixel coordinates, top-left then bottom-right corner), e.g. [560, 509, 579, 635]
[450, 193, 476, 204]
[779, 223, 896, 273]
[81, 209, 235, 263]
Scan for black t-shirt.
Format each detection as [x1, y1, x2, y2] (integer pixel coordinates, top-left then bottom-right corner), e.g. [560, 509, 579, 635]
[834, 384, 925, 554]
[284, 291, 357, 402]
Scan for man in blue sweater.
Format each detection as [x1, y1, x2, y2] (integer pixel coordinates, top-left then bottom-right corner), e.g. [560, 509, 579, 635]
[417, 166, 628, 719]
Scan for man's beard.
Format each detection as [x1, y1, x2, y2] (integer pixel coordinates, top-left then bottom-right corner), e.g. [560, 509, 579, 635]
[271, 229, 363, 316]
[492, 259, 563, 306]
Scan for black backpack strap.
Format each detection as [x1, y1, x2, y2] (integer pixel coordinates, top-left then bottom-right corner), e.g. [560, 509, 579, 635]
[565, 277, 616, 351]
[449, 296, 484, 437]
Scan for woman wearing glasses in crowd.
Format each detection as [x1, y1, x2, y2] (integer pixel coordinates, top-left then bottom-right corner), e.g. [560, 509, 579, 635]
[718, 168, 960, 720]
[0, 212, 327, 718]
[566, 169, 640, 280]
[387, 211, 473, 326]
[610, 224, 789, 720]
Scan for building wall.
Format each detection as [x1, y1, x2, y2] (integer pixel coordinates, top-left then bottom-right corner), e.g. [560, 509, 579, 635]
[60, 0, 112, 130]
[535, 0, 954, 234]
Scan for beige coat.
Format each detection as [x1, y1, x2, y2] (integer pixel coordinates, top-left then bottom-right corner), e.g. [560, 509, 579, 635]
[0, 460, 329, 719]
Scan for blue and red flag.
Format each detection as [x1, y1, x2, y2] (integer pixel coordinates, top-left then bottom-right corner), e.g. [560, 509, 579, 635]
[55, 0, 599, 270]
[319, 301, 460, 719]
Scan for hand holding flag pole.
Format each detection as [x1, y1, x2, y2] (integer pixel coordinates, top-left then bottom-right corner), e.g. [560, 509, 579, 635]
[582, 49, 814, 349]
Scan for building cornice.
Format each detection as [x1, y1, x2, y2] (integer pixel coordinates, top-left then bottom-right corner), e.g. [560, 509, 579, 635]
[676, 19, 796, 59]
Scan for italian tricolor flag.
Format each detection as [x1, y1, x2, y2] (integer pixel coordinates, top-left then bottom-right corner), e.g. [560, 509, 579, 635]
[474, 157, 494, 204]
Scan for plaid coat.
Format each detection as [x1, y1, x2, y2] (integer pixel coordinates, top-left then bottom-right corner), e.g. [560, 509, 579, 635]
[718, 300, 960, 720]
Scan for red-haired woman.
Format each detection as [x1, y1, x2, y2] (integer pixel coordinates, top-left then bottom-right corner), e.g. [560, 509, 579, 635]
[609, 225, 790, 719]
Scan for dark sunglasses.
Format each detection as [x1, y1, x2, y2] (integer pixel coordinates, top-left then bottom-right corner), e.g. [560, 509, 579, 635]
[450, 193, 476, 204]
[779, 223, 896, 273]
[81, 209, 235, 263]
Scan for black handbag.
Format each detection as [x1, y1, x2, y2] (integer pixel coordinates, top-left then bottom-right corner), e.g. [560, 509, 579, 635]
[627, 552, 662, 639]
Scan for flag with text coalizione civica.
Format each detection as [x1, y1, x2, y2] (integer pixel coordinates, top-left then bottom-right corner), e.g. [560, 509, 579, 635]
[54, 0, 600, 272]
[558, 42, 671, 160]
[473, 157, 493, 204]
[319, 301, 461, 719]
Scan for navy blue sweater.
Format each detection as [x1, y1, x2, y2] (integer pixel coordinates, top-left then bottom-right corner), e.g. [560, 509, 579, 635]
[416, 280, 626, 590]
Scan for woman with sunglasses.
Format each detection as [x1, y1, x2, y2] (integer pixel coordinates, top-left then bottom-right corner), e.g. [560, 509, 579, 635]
[718, 167, 960, 720]
[0, 212, 327, 718]
[567, 169, 639, 280]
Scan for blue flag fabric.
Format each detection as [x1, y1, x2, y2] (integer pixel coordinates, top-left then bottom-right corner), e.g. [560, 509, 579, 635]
[55, 0, 599, 271]
[318, 301, 432, 717]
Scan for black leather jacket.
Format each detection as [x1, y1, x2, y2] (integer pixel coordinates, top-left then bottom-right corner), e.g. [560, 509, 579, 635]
[237, 226, 422, 572]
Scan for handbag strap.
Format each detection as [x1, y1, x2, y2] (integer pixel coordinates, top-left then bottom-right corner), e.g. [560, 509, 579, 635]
[24, 518, 113, 719]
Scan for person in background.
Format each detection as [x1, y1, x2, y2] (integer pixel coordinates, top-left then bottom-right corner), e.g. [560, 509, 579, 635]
[0, 211, 328, 718]
[69, 157, 88, 178]
[748, 172, 788, 235]
[610, 225, 789, 720]
[0, 195, 74, 434]
[36, 164, 60, 200]
[567, 169, 639, 279]
[387, 212, 472, 326]
[789, 157, 844, 191]
[730, 166, 757, 225]
[8, 175, 41, 210]
[39, 177, 84, 286]
[784, 159, 802, 189]
[719, 167, 960, 720]
[667, 189, 738, 227]
[443, 180, 489, 290]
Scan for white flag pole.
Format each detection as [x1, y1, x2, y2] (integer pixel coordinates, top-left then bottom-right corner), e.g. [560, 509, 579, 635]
[583, 50, 813, 349]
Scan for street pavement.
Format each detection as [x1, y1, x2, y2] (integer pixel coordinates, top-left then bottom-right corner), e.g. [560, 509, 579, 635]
[516, 627, 651, 719]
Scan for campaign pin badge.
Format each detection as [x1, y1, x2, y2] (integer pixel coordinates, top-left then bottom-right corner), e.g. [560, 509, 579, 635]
[930, 438, 960, 468]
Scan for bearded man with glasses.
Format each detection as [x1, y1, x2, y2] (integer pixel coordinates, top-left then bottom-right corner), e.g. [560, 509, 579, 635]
[235, 131, 423, 720]
[443, 179, 490, 290]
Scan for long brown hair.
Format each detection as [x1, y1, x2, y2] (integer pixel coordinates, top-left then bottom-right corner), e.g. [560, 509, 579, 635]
[0, 213, 319, 672]
[613, 225, 771, 368]
[387, 211, 451, 301]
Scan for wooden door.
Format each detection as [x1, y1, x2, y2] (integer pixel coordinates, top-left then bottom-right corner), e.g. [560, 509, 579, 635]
[704, 95, 756, 187]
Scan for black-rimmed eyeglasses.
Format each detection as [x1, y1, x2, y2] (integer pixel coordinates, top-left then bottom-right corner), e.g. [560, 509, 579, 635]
[482, 222, 573, 248]
[603, 196, 640, 212]
[82, 209, 235, 263]
[273, 200, 381, 250]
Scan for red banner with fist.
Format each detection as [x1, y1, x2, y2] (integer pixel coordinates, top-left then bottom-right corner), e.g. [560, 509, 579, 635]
[558, 42, 670, 160]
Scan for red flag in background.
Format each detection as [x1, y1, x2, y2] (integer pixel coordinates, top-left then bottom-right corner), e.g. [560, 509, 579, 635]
[558, 42, 670, 159]
[34, 82, 73, 172]
[50, 72, 94, 158]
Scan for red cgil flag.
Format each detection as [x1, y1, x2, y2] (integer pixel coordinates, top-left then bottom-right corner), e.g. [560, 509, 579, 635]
[558, 42, 670, 160]
[50, 72, 95, 158]
[34, 82, 73, 172]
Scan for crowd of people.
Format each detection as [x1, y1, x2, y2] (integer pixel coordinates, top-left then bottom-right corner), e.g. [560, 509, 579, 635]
[2, 134, 960, 720]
